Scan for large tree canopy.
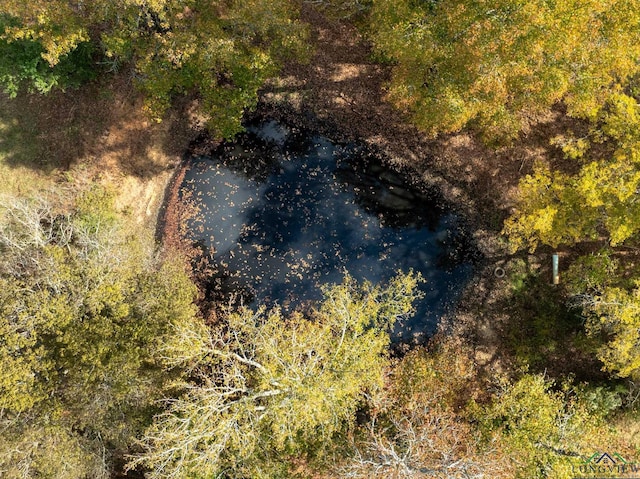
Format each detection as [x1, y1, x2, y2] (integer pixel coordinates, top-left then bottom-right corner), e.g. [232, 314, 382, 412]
[0, 189, 199, 478]
[505, 93, 640, 251]
[369, 0, 640, 141]
[0, 0, 309, 137]
[132, 272, 423, 478]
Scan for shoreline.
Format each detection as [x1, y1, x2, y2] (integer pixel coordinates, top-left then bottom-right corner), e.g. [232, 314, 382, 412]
[157, 6, 555, 368]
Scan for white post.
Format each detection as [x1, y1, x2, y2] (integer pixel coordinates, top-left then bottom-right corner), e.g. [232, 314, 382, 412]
[552, 253, 559, 285]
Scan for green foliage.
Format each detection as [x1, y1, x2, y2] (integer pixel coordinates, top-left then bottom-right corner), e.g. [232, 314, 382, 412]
[0, 191, 199, 477]
[0, 422, 110, 479]
[368, 0, 640, 142]
[0, 26, 95, 97]
[132, 272, 423, 478]
[505, 93, 640, 380]
[339, 341, 514, 478]
[550, 135, 591, 160]
[503, 165, 591, 252]
[574, 383, 624, 417]
[505, 258, 528, 291]
[341, 343, 628, 479]
[504, 270, 587, 371]
[73, 185, 119, 233]
[563, 251, 640, 379]
[565, 250, 618, 296]
[389, 339, 476, 411]
[0, 9, 95, 96]
[578, 281, 640, 379]
[129, 0, 309, 137]
[476, 374, 595, 479]
[504, 93, 640, 381]
[0, 3, 89, 67]
[598, 92, 640, 149]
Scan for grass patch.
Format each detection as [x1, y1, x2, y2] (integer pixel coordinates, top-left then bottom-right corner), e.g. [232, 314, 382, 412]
[0, 99, 53, 196]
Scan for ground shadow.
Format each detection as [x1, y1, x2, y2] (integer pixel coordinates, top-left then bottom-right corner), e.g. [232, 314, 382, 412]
[0, 73, 198, 180]
[482, 256, 607, 383]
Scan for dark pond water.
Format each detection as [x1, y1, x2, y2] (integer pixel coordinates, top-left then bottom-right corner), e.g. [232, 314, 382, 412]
[179, 120, 477, 341]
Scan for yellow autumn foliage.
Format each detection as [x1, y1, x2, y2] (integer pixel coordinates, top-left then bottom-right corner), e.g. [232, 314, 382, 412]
[369, 0, 640, 142]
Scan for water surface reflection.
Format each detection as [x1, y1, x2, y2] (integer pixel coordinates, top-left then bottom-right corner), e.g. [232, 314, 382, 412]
[179, 120, 476, 340]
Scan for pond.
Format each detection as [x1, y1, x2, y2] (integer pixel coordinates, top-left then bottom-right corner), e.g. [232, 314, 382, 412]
[177, 119, 477, 341]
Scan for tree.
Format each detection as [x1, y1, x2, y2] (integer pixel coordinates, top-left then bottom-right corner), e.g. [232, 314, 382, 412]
[367, 0, 640, 142]
[131, 272, 423, 478]
[580, 283, 640, 379]
[0, 0, 309, 138]
[475, 374, 597, 479]
[0, 15, 95, 97]
[504, 93, 640, 251]
[564, 252, 640, 379]
[0, 189, 199, 477]
[504, 93, 640, 380]
[0, 421, 110, 479]
[338, 341, 630, 479]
